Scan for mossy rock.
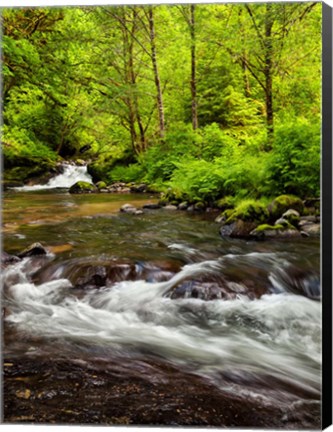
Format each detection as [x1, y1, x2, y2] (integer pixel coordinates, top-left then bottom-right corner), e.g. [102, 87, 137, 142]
[281, 209, 300, 227]
[193, 201, 206, 211]
[69, 181, 97, 194]
[250, 223, 301, 239]
[268, 195, 304, 220]
[96, 181, 107, 189]
[226, 200, 269, 224]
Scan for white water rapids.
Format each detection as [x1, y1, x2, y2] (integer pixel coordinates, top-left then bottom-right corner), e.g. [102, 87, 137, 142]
[14, 163, 93, 191]
[3, 254, 321, 401]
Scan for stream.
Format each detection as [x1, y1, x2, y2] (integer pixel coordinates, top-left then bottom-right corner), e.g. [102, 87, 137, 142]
[2, 166, 321, 428]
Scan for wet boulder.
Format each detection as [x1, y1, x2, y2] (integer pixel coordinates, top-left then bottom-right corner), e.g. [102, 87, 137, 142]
[69, 181, 97, 194]
[220, 220, 257, 239]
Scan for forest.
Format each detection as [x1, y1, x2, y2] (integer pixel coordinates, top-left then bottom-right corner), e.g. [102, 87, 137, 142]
[2, 3, 324, 427]
[2, 2, 321, 205]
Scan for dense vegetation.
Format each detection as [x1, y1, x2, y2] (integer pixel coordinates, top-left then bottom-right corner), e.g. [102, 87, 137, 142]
[2, 2, 321, 202]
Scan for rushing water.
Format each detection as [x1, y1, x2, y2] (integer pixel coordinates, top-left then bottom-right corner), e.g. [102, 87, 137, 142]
[13, 163, 93, 191]
[2, 186, 321, 427]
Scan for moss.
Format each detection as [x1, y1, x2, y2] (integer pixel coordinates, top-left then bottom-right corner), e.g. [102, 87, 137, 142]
[255, 224, 284, 232]
[222, 208, 234, 220]
[215, 196, 235, 211]
[226, 199, 269, 224]
[268, 195, 304, 220]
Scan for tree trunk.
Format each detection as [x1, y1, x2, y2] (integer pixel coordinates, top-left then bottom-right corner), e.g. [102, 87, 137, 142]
[148, 6, 165, 139]
[190, 4, 198, 131]
[264, 2, 274, 148]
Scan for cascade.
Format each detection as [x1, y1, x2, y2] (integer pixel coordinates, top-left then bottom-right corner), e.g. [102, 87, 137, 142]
[14, 163, 93, 191]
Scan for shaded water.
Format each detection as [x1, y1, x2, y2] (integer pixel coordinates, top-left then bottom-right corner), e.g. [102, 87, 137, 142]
[2, 189, 321, 427]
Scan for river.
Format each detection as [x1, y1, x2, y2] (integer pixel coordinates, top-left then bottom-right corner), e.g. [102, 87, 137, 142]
[2, 173, 321, 428]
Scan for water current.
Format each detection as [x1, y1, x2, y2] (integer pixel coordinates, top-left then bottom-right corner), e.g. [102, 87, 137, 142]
[2, 169, 321, 427]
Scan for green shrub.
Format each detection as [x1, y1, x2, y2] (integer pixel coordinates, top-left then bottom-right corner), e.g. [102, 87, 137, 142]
[108, 164, 144, 183]
[265, 117, 320, 197]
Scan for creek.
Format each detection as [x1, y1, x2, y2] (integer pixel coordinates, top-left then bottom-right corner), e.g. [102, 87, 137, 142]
[2, 168, 321, 428]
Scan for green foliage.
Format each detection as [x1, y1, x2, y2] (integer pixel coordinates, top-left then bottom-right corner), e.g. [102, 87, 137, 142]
[266, 118, 320, 197]
[2, 3, 321, 203]
[108, 164, 145, 183]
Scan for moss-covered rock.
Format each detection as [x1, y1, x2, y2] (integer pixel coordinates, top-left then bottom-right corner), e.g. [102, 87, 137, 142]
[268, 195, 304, 220]
[226, 200, 269, 224]
[194, 201, 206, 211]
[96, 181, 107, 189]
[69, 181, 97, 194]
[281, 209, 300, 227]
[250, 224, 301, 239]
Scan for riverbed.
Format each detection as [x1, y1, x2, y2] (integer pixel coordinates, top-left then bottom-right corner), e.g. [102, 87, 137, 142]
[2, 189, 321, 428]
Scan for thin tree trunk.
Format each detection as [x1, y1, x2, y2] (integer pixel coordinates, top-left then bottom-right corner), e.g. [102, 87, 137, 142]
[238, 9, 251, 98]
[148, 6, 165, 139]
[130, 7, 146, 152]
[264, 2, 274, 148]
[190, 4, 198, 130]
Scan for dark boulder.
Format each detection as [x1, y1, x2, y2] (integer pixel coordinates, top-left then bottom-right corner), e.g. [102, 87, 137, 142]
[142, 203, 161, 210]
[130, 184, 148, 193]
[220, 220, 257, 239]
[17, 242, 48, 258]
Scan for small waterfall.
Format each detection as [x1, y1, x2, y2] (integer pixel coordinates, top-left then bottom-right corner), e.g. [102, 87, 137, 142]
[13, 164, 93, 191]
